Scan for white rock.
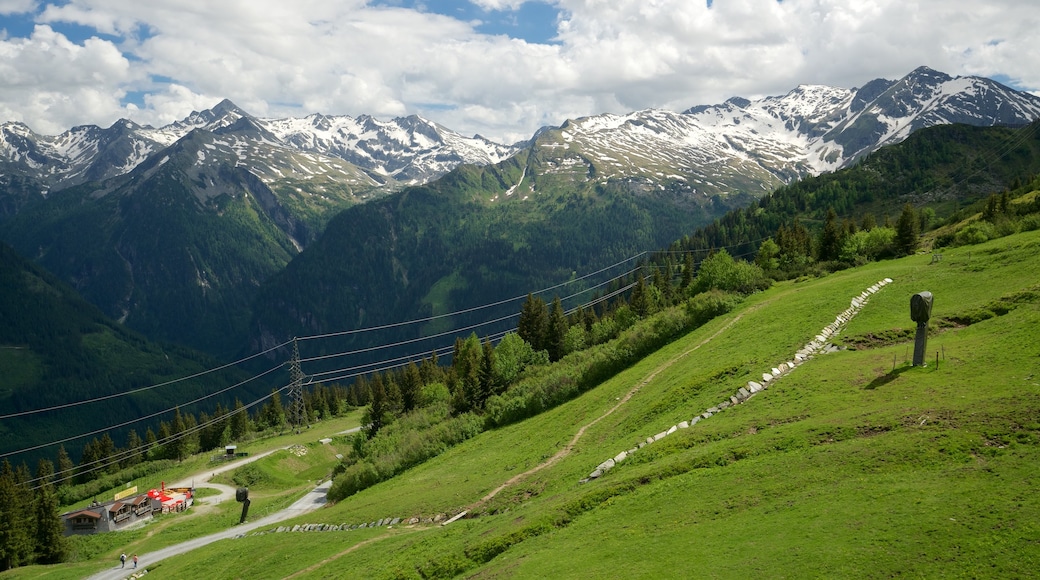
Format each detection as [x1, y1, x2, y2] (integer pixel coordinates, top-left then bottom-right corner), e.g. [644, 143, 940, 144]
[678, 421, 690, 429]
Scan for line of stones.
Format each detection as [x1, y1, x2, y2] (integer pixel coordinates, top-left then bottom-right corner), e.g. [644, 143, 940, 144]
[245, 514, 448, 537]
[581, 277, 894, 483]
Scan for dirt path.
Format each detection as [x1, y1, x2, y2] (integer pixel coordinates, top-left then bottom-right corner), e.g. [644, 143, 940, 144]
[467, 309, 752, 511]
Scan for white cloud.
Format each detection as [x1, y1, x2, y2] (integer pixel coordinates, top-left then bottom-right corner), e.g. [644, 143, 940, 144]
[1, 0, 1037, 141]
[0, 0, 36, 15]
[0, 24, 134, 133]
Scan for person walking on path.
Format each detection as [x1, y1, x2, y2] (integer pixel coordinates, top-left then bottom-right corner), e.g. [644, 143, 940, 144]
[132, 554, 138, 568]
[120, 553, 126, 568]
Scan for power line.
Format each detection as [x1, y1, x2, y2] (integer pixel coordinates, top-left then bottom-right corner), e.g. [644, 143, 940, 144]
[0, 363, 286, 459]
[0, 338, 294, 420]
[26, 387, 283, 491]
[296, 252, 647, 342]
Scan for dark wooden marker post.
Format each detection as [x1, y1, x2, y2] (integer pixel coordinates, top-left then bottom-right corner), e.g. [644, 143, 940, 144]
[911, 291, 933, 367]
[236, 487, 251, 524]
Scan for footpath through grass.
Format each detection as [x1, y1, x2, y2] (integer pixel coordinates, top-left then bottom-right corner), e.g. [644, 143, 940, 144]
[132, 230, 1040, 578]
[2, 412, 361, 580]
[8, 232, 1040, 579]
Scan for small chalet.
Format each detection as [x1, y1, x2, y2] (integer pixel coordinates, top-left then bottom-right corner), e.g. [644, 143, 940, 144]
[60, 485, 193, 536]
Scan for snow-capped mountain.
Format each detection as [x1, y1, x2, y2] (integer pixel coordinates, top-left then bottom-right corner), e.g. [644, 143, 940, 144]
[528, 66, 1040, 199]
[0, 99, 522, 202]
[3, 66, 1037, 211]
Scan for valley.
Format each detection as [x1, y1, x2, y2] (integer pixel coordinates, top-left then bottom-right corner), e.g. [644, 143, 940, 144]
[2, 64, 1040, 578]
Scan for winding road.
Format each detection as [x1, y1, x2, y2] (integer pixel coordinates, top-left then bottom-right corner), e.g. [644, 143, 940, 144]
[87, 427, 363, 580]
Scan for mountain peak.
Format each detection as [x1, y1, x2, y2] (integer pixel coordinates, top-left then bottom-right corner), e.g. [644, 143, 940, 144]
[210, 98, 249, 118]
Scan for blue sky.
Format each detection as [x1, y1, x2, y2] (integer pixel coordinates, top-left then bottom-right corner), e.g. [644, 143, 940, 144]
[371, 0, 563, 44]
[0, 0, 1037, 142]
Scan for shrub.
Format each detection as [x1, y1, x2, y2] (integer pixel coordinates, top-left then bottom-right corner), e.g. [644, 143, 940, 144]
[954, 221, 997, 246]
[685, 290, 740, 327]
[693, 249, 767, 295]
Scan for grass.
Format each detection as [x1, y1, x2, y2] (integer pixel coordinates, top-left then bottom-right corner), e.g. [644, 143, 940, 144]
[2, 412, 361, 580]
[8, 231, 1040, 579]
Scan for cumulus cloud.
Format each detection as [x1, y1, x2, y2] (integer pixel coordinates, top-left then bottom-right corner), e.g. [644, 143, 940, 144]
[1, 0, 1037, 141]
[0, 0, 36, 15]
[0, 24, 134, 133]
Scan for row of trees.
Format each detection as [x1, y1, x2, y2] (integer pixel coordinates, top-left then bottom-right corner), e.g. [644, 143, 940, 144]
[0, 459, 67, 571]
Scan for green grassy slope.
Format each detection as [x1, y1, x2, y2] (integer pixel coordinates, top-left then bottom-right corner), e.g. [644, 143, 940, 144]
[9, 231, 1038, 579]
[121, 229, 1040, 579]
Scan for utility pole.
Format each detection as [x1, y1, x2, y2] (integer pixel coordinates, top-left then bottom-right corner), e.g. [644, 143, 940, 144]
[287, 338, 309, 433]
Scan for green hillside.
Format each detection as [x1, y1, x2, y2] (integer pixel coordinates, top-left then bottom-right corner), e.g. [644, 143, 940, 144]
[51, 228, 1036, 579]
[673, 120, 1040, 259]
[0, 241, 273, 464]
[248, 149, 745, 357]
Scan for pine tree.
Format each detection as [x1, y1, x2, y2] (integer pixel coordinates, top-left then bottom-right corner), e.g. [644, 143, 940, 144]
[419, 351, 441, 385]
[477, 338, 497, 408]
[399, 361, 422, 412]
[33, 460, 67, 565]
[546, 297, 569, 362]
[124, 429, 144, 468]
[366, 378, 387, 439]
[384, 374, 403, 415]
[55, 445, 74, 489]
[0, 460, 33, 571]
[517, 294, 548, 351]
[895, 203, 920, 256]
[230, 399, 250, 440]
[818, 208, 844, 262]
[170, 408, 188, 461]
[681, 252, 694, 289]
[629, 271, 649, 317]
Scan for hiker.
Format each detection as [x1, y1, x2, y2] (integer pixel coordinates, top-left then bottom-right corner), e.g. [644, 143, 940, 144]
[132, 554, 138, 568]
[120, 553, 126, 568]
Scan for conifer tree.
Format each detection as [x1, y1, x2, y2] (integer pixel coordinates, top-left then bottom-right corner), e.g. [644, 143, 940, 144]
[170, 408, 188, 461]
[366, 377, 387, 438]
[818, 208, 844, 262]
[419, 351, 441, 385]
[32, 459, 67, 565]
[546, 297, 569, 361]
[0, 460, 32, 571]
[629, 270, 650, 317]
[400, 361, 422, 412]
[895, 203, 920, 256]
[55, 445, 74, 488]
[681, 252, 694, 289]
[124, 429, 144, 468]
[477, 338, 497, 408]
[384, 374, 403, 415]
[517, 294, 548, 352]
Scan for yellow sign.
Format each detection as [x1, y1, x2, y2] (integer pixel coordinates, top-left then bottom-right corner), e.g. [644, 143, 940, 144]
[114, 486, 138, 501]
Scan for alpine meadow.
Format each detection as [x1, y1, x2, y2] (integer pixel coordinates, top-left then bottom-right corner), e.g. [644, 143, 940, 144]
[1, 64, 1039, 579]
